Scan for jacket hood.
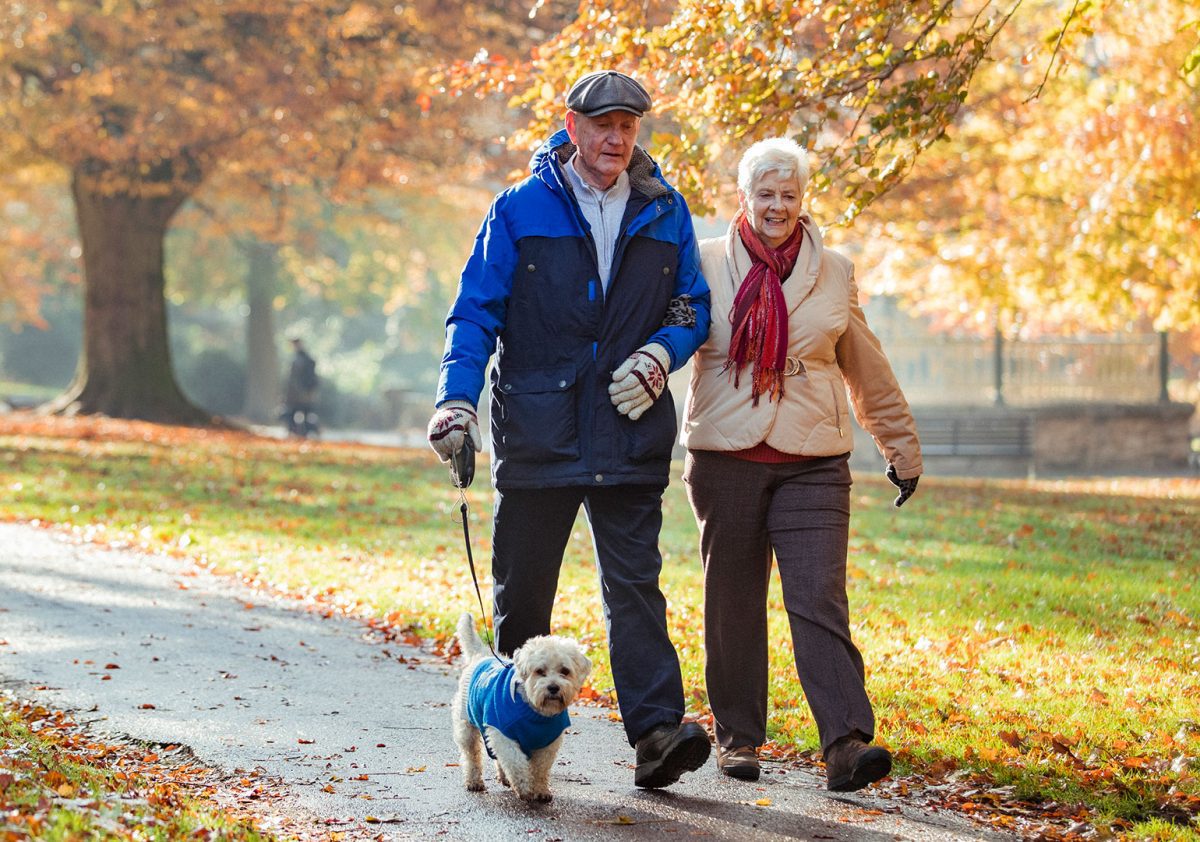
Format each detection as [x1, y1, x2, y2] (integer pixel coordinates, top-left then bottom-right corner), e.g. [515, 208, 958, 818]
[530, 128, 668, 199]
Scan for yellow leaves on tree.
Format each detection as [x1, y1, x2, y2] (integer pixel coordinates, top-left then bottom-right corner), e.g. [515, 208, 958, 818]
[856, 0, 1200, 335]
[446, 1, 1013, 219]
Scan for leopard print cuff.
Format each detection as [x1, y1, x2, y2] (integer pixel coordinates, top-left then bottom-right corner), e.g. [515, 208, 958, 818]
[662, 294, 696, 328]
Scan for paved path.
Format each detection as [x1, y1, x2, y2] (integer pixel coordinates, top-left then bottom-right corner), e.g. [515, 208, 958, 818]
[0, 522, 1007, 840]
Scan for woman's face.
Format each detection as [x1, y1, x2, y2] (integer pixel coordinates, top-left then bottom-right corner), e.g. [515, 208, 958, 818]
[739, 169, 803, 249]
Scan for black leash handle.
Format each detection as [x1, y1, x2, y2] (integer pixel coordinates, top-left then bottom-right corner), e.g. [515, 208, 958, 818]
[450, 437, 475, 489]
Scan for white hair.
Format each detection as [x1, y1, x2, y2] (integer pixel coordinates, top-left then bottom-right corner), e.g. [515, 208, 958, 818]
[737, 137, 811, 196]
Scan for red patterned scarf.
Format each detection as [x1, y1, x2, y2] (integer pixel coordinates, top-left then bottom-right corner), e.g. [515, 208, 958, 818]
[722, 211, 804, 405]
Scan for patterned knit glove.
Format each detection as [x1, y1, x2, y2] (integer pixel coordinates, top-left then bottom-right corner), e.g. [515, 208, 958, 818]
[609, 343, 670, 421]
[427, 400, 483, 462]
[886, 464, 920, 508]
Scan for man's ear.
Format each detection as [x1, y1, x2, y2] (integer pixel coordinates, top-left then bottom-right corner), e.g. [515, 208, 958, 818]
[565, 110, 578, 144]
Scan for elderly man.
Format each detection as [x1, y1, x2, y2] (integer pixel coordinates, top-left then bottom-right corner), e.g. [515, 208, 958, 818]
[428, 70, 712, 788]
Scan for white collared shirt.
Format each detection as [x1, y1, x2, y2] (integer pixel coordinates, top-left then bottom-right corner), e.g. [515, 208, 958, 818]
[564, 154, 631, 295]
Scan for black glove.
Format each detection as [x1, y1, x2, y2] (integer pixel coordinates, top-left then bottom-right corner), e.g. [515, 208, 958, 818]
[886, 464, 919, 508]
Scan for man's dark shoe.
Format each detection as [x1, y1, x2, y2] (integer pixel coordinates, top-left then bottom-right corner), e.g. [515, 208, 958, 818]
[634, 722, 711, 788]
[717, 745, 760, 781]
[824, 733, 892, 792]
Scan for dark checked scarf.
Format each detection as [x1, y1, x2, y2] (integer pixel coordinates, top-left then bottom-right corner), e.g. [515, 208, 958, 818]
[721, 210, 804, 405]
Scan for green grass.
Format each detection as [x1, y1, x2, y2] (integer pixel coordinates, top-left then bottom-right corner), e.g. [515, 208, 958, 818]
[0, 380, 59, 402]
[2, 414, 1198, 838]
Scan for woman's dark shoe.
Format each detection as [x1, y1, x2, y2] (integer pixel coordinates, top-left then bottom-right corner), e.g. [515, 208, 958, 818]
[823, 733, 892, 792]
[717, 745, 760, 781]
[634, 722, 711, 789]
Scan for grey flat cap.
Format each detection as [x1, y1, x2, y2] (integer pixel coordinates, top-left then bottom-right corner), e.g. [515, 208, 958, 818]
[566, 70, 652, 117]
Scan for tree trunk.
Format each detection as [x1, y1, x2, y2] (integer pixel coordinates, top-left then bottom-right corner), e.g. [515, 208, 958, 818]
[41, 169, 212, 424]
[240, 239, 282, 423]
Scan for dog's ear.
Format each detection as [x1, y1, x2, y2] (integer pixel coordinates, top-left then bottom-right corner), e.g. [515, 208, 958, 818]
[572, 645, 592, 684]
[512, 644, 530, 681]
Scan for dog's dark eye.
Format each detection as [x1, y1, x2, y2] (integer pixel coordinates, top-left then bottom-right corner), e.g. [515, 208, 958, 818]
[560, 668, 572, 677]
[535, 667, 546, 676]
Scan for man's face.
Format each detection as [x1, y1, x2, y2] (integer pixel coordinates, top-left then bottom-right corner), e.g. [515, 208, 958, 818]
[565, 110, 640, 190]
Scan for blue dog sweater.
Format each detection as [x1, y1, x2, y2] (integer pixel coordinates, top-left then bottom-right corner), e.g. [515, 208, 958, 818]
[466, 659, 570, 759]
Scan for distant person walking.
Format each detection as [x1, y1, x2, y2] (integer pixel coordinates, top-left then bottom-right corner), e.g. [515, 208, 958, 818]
[284, 337, 319, 437]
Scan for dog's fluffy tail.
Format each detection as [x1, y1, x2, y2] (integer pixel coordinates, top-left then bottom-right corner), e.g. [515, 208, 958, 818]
[456, 612, 489, 661]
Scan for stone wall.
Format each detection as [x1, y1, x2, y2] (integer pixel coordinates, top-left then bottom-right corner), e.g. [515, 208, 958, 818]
[1031, 402, 1194, 474]
[850, 402, 1195, 476]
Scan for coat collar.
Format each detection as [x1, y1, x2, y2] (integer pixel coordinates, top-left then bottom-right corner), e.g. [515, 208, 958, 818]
[531, 128, 668, 199]
[723, 213, 824, 314]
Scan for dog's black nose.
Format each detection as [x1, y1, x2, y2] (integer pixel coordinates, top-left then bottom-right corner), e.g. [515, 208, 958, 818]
[547, 684, 560, 696]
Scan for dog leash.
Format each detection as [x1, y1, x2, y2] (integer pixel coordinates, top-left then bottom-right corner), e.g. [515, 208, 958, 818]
[450, 440, 500, 661]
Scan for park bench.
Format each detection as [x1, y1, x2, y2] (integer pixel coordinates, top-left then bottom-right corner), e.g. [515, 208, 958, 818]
[914, 412, 1034, 462]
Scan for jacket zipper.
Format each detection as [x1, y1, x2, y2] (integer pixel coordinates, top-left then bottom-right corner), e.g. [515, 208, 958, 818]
[831, 382, 844, 437]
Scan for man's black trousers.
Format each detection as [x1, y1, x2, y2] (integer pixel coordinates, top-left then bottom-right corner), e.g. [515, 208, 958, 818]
[490, 484, 685, 746]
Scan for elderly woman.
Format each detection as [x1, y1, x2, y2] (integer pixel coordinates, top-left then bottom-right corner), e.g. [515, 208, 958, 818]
[680, 138, 922, 790]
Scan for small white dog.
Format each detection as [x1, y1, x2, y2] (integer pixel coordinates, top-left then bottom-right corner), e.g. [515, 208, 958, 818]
[451, 612, 591, 802]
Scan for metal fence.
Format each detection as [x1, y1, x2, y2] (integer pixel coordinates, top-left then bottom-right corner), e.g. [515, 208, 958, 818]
[884, 334, 1164, 406]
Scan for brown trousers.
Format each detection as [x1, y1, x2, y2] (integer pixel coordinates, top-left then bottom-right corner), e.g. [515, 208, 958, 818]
[683, 450, 875, 751]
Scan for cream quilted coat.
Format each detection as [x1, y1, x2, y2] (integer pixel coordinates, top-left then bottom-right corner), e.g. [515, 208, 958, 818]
[679, 215, 923, 480]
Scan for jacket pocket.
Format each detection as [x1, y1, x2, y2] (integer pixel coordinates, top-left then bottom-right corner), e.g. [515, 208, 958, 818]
[492, 365, 579, 462]
[620, 387, 678, 463]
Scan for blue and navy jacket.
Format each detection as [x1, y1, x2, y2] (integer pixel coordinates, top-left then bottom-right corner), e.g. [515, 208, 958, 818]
[435, 129, 712, 489]
[466, 659, 569, 759]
